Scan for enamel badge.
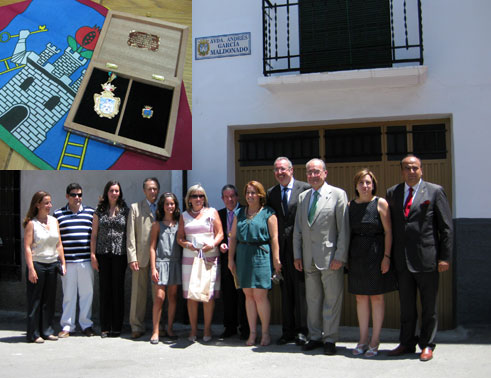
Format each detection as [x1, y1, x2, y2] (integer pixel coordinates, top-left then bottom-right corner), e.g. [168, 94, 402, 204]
[94, 72, 120, 119]
[142, 105, 154, 119]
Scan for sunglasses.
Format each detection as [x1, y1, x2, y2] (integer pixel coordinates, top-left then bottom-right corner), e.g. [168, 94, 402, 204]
[190, 194, 205, 199]
[69, 193, 83, 198]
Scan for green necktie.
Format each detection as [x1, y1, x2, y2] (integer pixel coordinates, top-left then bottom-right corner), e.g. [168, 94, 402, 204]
[308, 191, 319, 224]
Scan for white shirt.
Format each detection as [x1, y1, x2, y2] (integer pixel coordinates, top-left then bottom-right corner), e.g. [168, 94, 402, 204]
[404, 179, 422, 204]
[281, 178, 295, 203]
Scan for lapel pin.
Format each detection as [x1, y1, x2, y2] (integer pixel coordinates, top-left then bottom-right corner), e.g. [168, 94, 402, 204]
[142, 105, 154, 119]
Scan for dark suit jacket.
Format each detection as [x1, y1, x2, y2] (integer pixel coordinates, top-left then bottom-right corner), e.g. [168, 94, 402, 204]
[386, 180, 453, 273]
[218, 204, 243, 266]
[266, 179, 310, 260]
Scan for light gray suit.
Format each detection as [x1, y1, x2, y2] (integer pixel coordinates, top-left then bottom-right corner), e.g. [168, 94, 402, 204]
[293, 182, 350, 342]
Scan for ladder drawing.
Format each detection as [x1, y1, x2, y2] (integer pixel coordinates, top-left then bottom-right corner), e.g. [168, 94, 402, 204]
[57, 131, 88, 170]
[0, 25, 48, 75]
[0, 56, 25, 75]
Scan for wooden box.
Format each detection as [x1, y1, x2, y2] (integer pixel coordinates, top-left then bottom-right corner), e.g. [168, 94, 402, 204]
[65, 10, 188, 159]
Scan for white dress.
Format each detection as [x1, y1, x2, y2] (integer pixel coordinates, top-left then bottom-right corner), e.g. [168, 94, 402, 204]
[181, 208, 220, 299]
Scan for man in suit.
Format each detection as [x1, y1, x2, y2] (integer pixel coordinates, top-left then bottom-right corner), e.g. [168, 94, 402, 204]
[127, 177, 160, 339]
[218, 184, 249, 340]
[266, 156, 310, 345]
[386, 155, 452, 361]
[293, 158, 349, 355]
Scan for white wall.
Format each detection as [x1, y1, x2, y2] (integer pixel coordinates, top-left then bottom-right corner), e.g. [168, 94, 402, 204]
[192, 0, 491, 217]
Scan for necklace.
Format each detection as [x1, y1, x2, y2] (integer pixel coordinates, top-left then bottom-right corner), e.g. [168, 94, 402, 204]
[246, 206, 261, 219]
[190, 208, 202, 215]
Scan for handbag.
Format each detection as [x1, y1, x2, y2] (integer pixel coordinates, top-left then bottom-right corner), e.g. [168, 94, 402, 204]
[187, 249, 215, 302]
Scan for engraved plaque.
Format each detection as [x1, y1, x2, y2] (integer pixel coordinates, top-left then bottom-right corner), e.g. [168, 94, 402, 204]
[127, 31, 160, 51]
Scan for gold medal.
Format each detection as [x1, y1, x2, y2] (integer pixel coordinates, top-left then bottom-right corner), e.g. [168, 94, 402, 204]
[94, 72, 121, 119]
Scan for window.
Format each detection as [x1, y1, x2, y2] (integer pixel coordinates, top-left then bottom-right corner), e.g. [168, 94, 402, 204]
[413, 124, 446, 159]
[20, 77, 34, 91]
[324, 127, 382, 162]
[299, 0, 392, 73]
[386, 125, 408, 161]
[239, 131, 319, 166]
[44, 96, 60, 111]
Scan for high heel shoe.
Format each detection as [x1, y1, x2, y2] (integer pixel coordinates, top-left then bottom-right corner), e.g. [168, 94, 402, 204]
[352, 343, 368, 356]
[365, 344, 379, 357]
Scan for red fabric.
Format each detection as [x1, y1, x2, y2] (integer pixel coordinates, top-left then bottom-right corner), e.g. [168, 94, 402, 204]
[0, 0, 106, 31]
[404, 187, 413, 218]
[109, 84, 192, 170]
[0, 0, 31, 30]
[77, 0, 107, 16]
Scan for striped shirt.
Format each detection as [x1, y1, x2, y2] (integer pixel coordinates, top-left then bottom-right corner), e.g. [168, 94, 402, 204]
[54, 204, 94, 263]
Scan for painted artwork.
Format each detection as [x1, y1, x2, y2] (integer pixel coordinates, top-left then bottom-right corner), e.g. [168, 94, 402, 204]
[0, 0, 191, 170]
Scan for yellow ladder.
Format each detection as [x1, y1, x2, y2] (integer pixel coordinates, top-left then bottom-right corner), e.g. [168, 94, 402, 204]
[0, 56, 25, 75]
[57, 132, 88, 170]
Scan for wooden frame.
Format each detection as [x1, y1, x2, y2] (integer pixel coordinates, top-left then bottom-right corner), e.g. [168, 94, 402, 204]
[65, 10, 188, 159]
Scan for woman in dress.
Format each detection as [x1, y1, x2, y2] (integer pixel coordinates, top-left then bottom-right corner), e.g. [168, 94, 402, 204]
[177, 184, 223, 342]
[348, 169, 396, 357]
[23, 191, 66, 343]
[149, 192, 182, 344]
[90, 180, 129, 338]
[228, 181, 281, 346]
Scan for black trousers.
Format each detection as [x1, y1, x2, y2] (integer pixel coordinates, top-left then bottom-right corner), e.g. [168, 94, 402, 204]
[280, 248, 308, 336]
[26, 261, 58, 341]
[220, 254, 248, 334]
[97, 254, 127, 334]
[397, 267, 439, 350]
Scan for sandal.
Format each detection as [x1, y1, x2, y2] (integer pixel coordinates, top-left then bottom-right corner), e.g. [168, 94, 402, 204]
[365, 344, 379, 357]
[352, 343, 368, 356]
[260, 333, 271, 346]
[245, 332, 257, 346]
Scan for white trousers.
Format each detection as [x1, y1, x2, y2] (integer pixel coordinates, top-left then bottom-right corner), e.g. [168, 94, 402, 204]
[60, 262, 94, 332]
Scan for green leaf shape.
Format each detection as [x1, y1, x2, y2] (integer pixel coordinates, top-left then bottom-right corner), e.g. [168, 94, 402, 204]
[80, 50, 93, 59]
[67, 35, 78, 51]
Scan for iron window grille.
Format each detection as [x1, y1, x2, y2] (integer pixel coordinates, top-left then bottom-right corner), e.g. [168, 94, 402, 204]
[263, 0, 424, 76]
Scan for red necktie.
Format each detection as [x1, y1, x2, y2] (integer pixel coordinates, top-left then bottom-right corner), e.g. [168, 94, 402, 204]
[404, 187, 413, 218]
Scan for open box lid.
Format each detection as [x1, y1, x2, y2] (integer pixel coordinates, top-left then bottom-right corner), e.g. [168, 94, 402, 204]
[92, 10, 188, 82]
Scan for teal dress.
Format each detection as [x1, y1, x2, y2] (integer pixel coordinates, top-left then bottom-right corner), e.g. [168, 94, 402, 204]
[236, 206, 274, 289]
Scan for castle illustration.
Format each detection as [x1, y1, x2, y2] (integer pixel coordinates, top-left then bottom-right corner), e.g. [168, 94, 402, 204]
[0, 30, 87, 151]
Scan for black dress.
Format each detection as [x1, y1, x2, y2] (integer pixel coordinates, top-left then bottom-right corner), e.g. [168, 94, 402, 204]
[348, 197, 397, 295]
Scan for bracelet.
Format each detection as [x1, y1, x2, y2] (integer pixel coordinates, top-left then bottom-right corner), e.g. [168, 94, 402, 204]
[384, 254, 391, 259]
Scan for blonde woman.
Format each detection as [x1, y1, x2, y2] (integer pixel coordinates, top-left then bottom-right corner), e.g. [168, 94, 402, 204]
[177, 184, 223, 342]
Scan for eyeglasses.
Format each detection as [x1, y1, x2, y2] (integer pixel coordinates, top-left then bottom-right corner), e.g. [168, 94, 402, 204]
[69, 193, 83, 198]
[273, 167, 291, 173]
[190, 194, 205, 199]
[306, 169, 323, 176]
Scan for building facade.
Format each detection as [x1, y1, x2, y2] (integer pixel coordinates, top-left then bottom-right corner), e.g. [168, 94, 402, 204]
[191, 0, 491, 326]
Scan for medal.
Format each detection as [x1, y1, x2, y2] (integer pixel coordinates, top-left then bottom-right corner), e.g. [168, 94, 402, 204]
[141, 105, 154, 119]
[94, 72, 121, 119]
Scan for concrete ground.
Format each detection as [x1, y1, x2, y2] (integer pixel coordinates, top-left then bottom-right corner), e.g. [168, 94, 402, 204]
[0, 311, 490, 378]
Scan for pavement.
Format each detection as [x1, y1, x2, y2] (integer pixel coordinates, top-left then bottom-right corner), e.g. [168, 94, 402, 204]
[0, 310, 490, 378]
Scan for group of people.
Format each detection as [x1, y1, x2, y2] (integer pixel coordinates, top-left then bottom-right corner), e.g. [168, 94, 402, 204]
[22, 154, 453, 362]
